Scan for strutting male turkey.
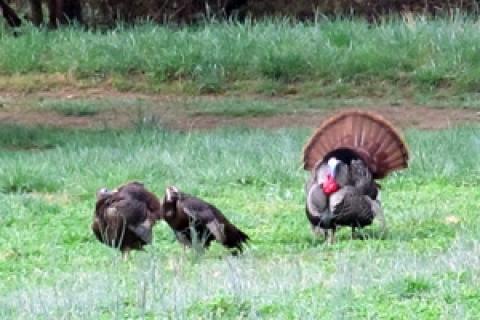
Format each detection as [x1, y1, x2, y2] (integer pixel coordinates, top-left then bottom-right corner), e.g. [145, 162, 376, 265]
[303, 110, 409, 243]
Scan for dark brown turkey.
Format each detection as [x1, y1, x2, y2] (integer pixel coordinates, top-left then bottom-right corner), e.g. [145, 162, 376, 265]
[159, 186, 249, 254]
[303, 110, 409, 243]
[92, 181, 161, 258]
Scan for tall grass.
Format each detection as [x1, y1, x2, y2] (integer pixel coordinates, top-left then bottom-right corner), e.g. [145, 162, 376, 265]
[1, 17, 480, 93]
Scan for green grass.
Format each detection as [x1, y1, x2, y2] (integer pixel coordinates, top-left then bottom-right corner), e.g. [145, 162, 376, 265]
[0, 120, 479, 318]
[183, 96, 371, 117]
[33, 97, 154, 116]
[3, 17, 480, 97]
[38, 99, 102, 116]
[185, 98, 289, 117]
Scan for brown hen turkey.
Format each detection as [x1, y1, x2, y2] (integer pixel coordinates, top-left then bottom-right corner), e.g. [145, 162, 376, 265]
[92, 181, 161, 259]
[160, 186, 249, 255]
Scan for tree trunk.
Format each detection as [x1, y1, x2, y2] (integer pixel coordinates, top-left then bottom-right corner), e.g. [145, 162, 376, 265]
[46, 0, 57, 27]
[62, 0, 82, 24]
[0, 0, 22, 27]
[29, 0, 43, 26]
[29, 0, 82, 28]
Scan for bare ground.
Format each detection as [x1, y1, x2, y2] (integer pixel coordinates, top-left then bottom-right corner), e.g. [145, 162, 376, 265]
[0, 90, 478, 130]
[181, 106, 479, 130]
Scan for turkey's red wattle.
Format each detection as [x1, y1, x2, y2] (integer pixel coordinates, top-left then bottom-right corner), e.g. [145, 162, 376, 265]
[322, 174, 339, 195]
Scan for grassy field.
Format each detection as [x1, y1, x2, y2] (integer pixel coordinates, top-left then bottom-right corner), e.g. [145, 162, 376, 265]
[2, 16, 480, 98]
[0, 118, 479, 319]
[1, 15, 480, 319]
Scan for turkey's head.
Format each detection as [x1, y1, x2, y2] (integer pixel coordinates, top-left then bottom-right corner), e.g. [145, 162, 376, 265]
[160, 186, 180, 218]
[322, 157, 341, 195]
[96, 187, 114, 201]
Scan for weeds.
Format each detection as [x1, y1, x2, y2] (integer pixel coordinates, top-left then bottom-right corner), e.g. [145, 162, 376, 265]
[2, 17, 480, 95]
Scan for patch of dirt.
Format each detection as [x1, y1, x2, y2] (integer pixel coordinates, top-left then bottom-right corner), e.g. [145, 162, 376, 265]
[182, 106, 479, 131]
[0, 110, 105, 128]
[0, 91, 478, 130]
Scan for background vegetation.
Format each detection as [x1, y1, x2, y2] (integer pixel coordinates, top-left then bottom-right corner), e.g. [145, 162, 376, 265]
[3, 17, 480, 99]
[8, 0, 480, 26]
